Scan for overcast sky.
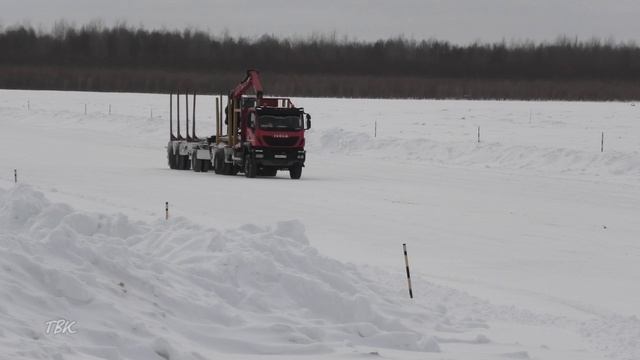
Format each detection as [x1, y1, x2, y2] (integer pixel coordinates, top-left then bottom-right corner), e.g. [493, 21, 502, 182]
[1, 0, 639, 44]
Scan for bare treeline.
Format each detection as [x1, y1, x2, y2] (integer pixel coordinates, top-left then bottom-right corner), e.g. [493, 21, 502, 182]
[1, 23, 640, 100]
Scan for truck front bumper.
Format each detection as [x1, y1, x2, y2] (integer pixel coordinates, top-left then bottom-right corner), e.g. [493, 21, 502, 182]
[254, 148, 305, 167]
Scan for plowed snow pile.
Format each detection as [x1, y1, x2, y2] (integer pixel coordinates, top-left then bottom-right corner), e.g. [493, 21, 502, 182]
[0, 185, 445, 359]
[312, 128, 640, 178]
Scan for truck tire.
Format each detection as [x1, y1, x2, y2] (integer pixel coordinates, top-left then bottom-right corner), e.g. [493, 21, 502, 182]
[214, 150, 224, 174]
[167, 145, 176, 169]
[289, 164, 302, 179]
[185, 156, 191, 170]
[244, 157, 257, 178]
[192, 155, 201, 172]
[174, 153, 182, 170]
[200, 159, 210, 172]
[176, 153, 189, 170]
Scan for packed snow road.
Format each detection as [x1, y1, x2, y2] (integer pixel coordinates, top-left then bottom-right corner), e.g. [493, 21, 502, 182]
[0, 90, 639, 359]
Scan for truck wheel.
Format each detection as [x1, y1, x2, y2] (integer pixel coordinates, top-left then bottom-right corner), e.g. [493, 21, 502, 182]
[184, 156, 191, 170]
[176, 154, 189, 170]
[214, 150, 224, 174]
[244, 157, 257, 178]
[167, 145, 176, 169]
[289, 164, 302, 179]
[174, 153, 182, 170]
[200, 159, 210, 172]
[192, 155, 201, 172]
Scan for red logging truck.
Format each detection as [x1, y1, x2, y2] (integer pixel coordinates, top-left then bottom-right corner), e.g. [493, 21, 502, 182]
[167, 70, 312, 179]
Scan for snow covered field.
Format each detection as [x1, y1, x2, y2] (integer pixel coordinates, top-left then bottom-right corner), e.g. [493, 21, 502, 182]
[0, 89, 639, 360]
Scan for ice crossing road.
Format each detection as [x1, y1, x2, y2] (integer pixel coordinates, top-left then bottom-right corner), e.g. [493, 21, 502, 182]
[1, 90, 639, 359]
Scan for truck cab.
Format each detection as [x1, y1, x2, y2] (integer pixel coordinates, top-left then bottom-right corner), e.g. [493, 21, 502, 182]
[240, 96, 311, 178]
[213, 92, 311, 179]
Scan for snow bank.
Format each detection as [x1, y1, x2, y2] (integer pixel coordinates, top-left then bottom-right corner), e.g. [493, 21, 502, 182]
[311, 128, 640, 179]
[0, 185, 445, 359]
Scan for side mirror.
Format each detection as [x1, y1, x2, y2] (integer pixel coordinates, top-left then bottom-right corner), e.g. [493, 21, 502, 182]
[305, 114, 311, 130]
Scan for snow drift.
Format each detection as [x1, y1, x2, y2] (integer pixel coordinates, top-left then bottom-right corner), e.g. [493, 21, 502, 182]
[0, 185, 444, 359]
[312, 128, 640, 179]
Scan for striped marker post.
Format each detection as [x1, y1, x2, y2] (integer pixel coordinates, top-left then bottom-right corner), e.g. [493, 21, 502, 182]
[165, 202, 169, 220]
[403, 243, 413, 299]
[14, 169, 17, 183]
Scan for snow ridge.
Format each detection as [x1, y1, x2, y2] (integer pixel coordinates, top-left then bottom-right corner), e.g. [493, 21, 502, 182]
[312, 128, 640, 179]
[0, 185, 443, 359]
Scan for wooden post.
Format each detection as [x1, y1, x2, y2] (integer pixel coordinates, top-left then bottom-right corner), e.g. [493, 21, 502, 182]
[192, 91, 197, 139]
[221, 95, 225, 142]
[185, 92, 189, 140]
[601, 132, 604, 153]
[177, 90, 181, 139]
[403, 244, 413, 299]
[228, 98, 233, 146]
[215, 97, 220, 144]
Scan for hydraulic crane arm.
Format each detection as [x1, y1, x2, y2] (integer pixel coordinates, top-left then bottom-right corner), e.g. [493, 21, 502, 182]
[230, 69, 264, 101]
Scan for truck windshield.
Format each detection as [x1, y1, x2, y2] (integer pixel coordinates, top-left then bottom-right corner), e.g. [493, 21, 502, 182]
[258, 115, 302, 131]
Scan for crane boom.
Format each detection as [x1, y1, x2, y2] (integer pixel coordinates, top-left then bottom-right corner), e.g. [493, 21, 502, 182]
[230, 69, 264, 101]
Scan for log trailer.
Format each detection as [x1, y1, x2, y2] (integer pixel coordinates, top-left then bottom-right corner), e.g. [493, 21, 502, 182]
[166, 70, 312, 179]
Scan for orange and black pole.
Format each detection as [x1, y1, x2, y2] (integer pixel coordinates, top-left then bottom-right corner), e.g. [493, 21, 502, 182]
[403, 243, 413, 299]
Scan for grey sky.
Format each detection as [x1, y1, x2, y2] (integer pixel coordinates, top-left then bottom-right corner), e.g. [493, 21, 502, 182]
[1, 0, 639, 44]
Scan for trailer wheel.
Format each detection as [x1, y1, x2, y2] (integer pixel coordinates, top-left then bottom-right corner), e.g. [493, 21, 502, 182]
[184, 155, 191, 170]
[289, 164, 302, 179]
[176, 153, 189, 170]
[214, 150, 224, 174]
[192, 155, 201, 172]
[167, 145, 176, 169]
[174, 153, 182, 169]
[200, 159, 210, 172]
[179, 155, 186, 170]
[244, 157, 257, 178]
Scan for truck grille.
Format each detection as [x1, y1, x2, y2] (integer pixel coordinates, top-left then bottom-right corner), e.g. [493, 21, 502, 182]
[263, 136, 299, 147]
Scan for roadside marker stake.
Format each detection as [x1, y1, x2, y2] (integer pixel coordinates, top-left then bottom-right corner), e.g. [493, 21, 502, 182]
[84, 104, 87, 115]
[477, 126, 480, 143]
[403, 243, 413, 299]
[27, 100, 30, 111]
[165, 202, 169, 220]
[109, 104, 112, 115]
[14, 169, 17, 183]
[601, 132, 604, 153]
[374, 120, 377, 138]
